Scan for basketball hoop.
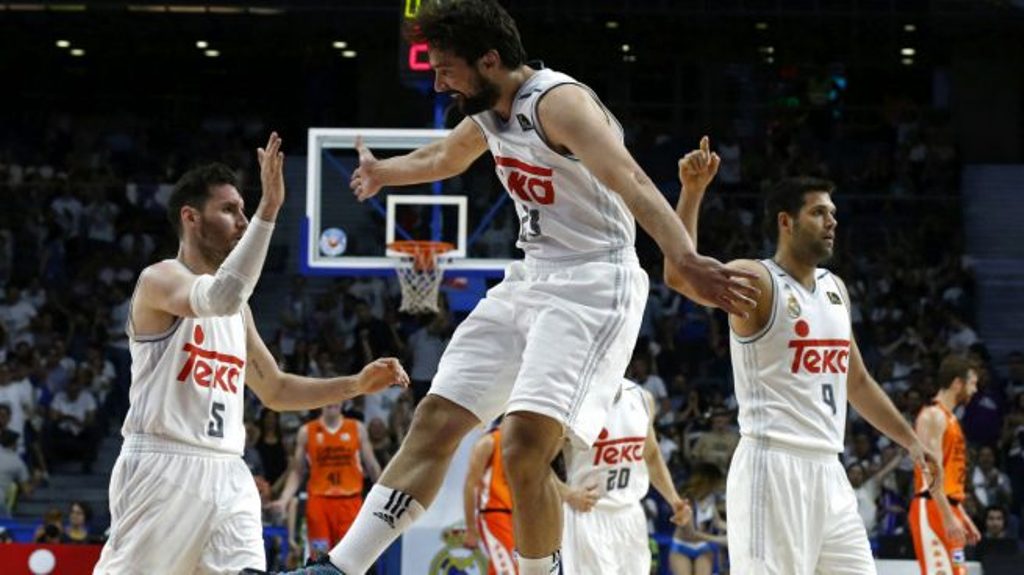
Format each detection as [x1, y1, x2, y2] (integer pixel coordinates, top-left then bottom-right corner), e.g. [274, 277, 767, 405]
[388, 240, 455, 314]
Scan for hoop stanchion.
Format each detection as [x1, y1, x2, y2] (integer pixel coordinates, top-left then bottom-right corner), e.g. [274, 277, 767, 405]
[388, 240, 455, 314]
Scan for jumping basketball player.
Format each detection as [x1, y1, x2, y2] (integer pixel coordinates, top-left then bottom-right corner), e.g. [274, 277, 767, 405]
[555, 378, 689, 574]
[271, 403, 382, 560]
[269, 3, 757, 574]
[672, 137, 943, 574]
[93, 133, 408, 575]
[910, 355, 982, 575]
[463, 420, 516, 575]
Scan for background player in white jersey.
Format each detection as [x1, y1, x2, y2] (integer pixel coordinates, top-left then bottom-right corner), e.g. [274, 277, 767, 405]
[274, 2, 757, 574]
[554, 379, 689, 574]
[671, 137, 944, 574]
[93, 133, 409, 575]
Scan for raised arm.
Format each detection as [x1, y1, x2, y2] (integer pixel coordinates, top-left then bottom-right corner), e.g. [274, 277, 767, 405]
[351, 118, 489, 201]
[536, 86, 757, 315]
[133, 133, 284, 328]
[462, 433, 494, 549]
[243, 306, 409, 411]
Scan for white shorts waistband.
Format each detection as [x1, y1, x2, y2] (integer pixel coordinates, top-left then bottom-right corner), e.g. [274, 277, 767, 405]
[739, 435, 841, 463]
[121, 434, 240, 458]
[523, 247, 638, 273]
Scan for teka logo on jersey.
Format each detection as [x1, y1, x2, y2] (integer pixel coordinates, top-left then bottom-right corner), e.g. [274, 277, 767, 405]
[592, 428, 645, 465]
[495, 156, 555, 205]
[788, 319, 849, 374]
[177, 325, 244, 394]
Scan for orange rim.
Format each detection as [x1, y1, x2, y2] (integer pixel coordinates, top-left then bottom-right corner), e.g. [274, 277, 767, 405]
[388, 240, 455, 271]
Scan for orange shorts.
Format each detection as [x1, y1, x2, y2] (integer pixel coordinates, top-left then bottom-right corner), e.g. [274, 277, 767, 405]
[478, 510, 516, 575]
[908, 496, 968, 575]
[306, 494, 362, 556]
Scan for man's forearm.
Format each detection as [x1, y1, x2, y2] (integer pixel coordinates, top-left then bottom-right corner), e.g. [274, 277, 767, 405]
[619, 178, 698, 268]
[848, 376, 918, 449]
[675, 185, 706, 251]
[267, 373, 362, 411]
[374, 142, 453, 187]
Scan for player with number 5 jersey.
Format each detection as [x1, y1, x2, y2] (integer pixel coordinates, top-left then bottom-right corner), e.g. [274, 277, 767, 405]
[93, 133, 409, 575]
[672, 137, 945, 575]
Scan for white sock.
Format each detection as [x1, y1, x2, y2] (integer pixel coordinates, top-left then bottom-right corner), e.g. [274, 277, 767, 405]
[517, 550, 562, 575]
[327, 485, 425, 574]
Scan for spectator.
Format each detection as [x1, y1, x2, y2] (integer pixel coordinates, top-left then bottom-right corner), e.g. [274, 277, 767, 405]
[972, 445, 1013, 508]
[404, 311, 451, 403]
[689, 409, 740, 473]
[848, 450, 901, 535]
[65, 501, 94, 544]
[982, 505, 1012, 540]
[0, 430, 32, 517]
[34, 507, 67, 543]
[255, 409, 289, 491]
[0, 363, 33, 454]
[46, 368, 99, 473]
[628, 354, 670, 422]
[669, 463, 727, 575]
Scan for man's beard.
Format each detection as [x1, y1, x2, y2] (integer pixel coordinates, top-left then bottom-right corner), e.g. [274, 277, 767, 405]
[453, 74, 500, 115]
[196, 221, 233, 266]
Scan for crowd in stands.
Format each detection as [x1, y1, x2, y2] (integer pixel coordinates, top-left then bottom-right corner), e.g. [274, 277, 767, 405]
[0, 99, 1020, 572]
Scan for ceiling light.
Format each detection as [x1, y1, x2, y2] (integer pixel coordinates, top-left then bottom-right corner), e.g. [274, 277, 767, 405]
[332, 41, 347, 49]
[70, 48, 85, 56]
[755, 22, 769, 30]
[196, 40, 208, 49]
[901, 47, 916, 56]
[341, 50, 357, 58]
[904, 24, 916, 32]
[621, 44, 630, 53]
[56, 40, 70, 48]
[902, 58, 914, 66]
[204, 49, 220, 57]
[605, 21, 619, 29]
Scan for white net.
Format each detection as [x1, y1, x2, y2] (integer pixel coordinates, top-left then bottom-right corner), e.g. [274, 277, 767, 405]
[391, 243, 453, 314]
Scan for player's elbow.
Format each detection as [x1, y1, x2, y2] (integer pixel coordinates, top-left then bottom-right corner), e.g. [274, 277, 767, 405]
[189, 274, 249, 317]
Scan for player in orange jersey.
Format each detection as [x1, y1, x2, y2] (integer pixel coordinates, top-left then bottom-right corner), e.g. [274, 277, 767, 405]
[272, 404, 382, 560]
[910, 355, 982, 575]
[464, 423, 516, 575]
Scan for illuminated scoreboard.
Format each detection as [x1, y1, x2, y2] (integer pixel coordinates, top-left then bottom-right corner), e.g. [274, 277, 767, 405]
[400, 0, 432, 84]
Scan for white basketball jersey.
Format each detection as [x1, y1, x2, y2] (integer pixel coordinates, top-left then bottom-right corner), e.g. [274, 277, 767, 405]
[471, 68, 635, 260]
[562, 380, 651, 511]
[731, 259, 851, 453]
[122, 263, 248, 455]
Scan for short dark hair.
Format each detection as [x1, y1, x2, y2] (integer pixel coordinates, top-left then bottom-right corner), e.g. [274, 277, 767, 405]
[937, 354, 975, 390]
[763, 176, 836, 239]
[167, 163, 238, 238]
[407, 0, 526, 69]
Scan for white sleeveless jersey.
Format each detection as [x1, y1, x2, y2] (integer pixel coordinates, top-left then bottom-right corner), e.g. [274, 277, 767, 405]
[731, 259, 851, 453]
[471, 68, 635, 260]
[562, 380, 651, 511]
[122, 262, 248, 455]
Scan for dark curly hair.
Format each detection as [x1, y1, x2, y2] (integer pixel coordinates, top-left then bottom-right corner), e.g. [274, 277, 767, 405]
[406, 0, 526, 69]
[763, 176, 835, 240]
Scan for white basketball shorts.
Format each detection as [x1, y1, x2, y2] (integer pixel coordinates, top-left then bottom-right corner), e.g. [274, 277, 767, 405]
[93, 435, 265, 575]
[727, 437, 875, 575]
[562, 502, 649, 575]
[429, 249, 648, 448]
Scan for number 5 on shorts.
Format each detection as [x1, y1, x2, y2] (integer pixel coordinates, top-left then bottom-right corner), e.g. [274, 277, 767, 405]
[822, 383, 836, 416]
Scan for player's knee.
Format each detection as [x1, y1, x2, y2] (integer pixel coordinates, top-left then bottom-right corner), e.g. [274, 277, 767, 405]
[407, 395, 476, 456]
[500, 412, 562, 488]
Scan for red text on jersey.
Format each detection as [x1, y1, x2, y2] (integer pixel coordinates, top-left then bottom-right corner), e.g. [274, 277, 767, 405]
[495, 156, 555, 205]
[788, 338, 850, 374]
[592, 435, 646, 466]
[177, 326, 244, 394]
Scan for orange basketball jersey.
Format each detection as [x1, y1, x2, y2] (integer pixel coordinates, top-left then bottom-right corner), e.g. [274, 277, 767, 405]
[914, 402, 966, 500]
[306, 418, 364, 497]
[478, 429, 513, 513]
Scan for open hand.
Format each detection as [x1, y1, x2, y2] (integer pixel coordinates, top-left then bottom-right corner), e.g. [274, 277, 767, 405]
[351, 135, 383, 202]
